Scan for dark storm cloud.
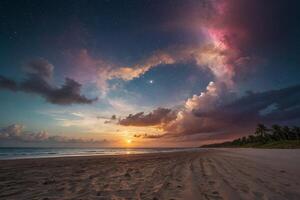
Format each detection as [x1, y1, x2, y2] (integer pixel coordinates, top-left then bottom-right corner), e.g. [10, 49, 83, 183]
[20, 76, 96, 105]
[0, 75, 18, 91]
[122, 84, 300, 141]
[183, 84, 300, 136]
[215, 84, 300, 122]
[119, 108, 177, 126]
[0, 59, 97, 105]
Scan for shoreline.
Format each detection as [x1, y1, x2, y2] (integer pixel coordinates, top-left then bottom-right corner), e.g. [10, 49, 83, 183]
[0, 147, 199, 161]
[0, 148, 201, 161]
[2, 144, 299, 161]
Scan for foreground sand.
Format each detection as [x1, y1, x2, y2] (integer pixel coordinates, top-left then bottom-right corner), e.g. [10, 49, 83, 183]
[0, 149, 300, 200]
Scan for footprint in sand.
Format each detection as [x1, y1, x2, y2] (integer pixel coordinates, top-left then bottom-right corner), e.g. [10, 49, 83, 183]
[208, 181, 215, 185]
[124, 172, 131, 178]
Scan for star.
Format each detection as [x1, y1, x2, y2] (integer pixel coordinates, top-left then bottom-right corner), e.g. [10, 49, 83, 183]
[149, 80, 154, 84]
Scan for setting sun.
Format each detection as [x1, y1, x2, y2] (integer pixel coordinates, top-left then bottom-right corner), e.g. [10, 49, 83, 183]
[126, 139, 132, 144]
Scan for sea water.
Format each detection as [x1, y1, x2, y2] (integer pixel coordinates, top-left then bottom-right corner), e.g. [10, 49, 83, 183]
[0, 147, 196, 160]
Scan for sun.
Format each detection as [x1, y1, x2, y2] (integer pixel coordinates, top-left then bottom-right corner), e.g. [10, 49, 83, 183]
[126, 139, 132, 144]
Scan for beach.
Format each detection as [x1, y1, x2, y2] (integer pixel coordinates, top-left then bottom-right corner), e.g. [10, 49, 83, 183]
[0, 148, 300, 200]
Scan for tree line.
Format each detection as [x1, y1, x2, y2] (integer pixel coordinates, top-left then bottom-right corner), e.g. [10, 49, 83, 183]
[202, 124, 300, 148]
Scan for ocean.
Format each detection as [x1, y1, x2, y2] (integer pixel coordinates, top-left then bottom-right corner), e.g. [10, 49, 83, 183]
[0, 147, 195, 160]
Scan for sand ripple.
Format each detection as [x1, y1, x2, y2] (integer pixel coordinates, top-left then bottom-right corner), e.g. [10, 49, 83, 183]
[0, 149, 300, 200]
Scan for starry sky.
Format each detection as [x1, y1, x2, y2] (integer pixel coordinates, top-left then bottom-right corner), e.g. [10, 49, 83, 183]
[0, 0, 300, 147]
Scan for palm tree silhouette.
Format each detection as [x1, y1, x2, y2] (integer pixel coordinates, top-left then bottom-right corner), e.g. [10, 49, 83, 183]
[272, 124, 283, 141]
[292, 126, 300, 140]
[201, 124, 300, 148]
[283, 126, 291, 140]
[255, 124, 268, 137]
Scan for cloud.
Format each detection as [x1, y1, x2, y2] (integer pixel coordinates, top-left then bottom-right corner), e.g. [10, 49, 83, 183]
[25, 58, 54, 79]
[119, 84, 300, 142]
[72, 43, 242, 94]
[65, 0, 298, 99]
[61, 0, 299, 144]
[212, 0, 300, 55]
[69, 49, 176, 95]
[157, 0, 300, 142]
[103, 115, 118, 124]
[207, 84, 300, 124]
[114, 9, 300, 143]
[133, 133, 165, 139]
[0, 58, 97, 105]
[180, 84, 300, 135]
[0, 75, 18, 91]
[70, 0, 265, 95]
[119, 107, 177, 127]
[0, 124, 110, 145]
[123, 0, 298, 142]
[21, 76, 96, 105]
[0, 124, 49, 142]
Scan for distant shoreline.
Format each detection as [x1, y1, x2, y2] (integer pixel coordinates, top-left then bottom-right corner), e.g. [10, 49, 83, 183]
[201, 124, 300, 149]
[201, 140, 300, 149]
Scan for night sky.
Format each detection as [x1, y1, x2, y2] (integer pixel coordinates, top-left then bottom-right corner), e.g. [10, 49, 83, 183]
[0, 0, 300, 147]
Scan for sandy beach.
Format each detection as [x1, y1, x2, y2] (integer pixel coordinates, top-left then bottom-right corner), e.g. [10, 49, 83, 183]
[0, 148, 300, 200]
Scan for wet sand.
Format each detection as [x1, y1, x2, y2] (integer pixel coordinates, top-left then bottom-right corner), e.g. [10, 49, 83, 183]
[0, 148, 300, 200]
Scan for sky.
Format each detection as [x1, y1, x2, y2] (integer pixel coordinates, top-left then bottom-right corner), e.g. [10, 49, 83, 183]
[0, 0, 300, 147]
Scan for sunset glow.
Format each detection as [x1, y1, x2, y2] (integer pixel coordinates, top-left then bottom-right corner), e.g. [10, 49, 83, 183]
[126, 139, 132, 144]
[0, 0, 299, 148]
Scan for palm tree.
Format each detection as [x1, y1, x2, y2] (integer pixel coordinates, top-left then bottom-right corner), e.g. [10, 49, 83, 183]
[255, 123, 268, 136]
[233, 138, 242, 146]
[241, 136, 247, 144]
[282, 126, 292, 140]
[248, 135, 256, 143]
[271, 124, 284, 141]
[292, 126, 300, 140]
